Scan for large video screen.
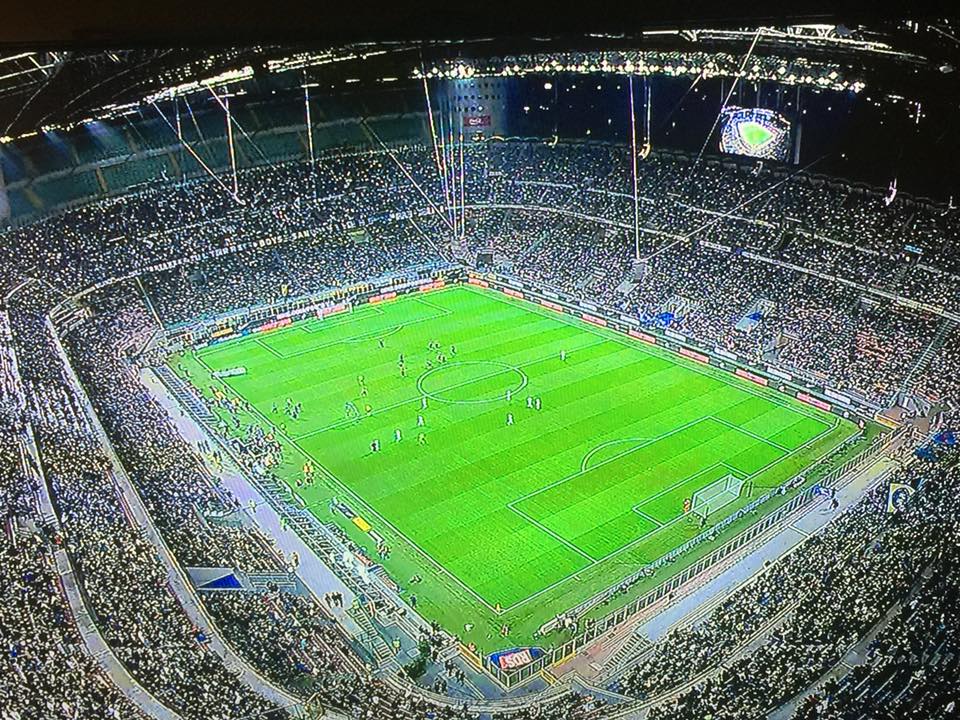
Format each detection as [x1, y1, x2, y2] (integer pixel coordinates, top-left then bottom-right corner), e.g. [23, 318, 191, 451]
[719, 107, 793, 162]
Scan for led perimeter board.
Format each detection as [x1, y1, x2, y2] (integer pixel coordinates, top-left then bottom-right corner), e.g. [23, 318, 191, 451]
[719, 107, 794, 162]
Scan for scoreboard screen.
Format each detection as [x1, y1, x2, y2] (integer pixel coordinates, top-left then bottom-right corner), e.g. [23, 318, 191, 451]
[719, 107, 793, 162]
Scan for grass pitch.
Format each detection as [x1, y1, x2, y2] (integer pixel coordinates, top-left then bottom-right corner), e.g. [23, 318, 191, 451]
[175, 285, 860, 651]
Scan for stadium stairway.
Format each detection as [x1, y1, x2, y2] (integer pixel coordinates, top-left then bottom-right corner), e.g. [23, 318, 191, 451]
[348, 605, 397, 668]
[615, 278, 638, 296]
[897, 316, 956, 402]
[10, 388, 183, 719]
[55, 358, 302, 712]
[602, 631, 653, 677]
[155, 366, 217, 425]
[576, 266, 607, 292]
[514, 230, 550, 265]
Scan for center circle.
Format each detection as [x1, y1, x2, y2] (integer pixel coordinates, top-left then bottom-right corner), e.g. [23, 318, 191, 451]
[416, 360, 528, 404]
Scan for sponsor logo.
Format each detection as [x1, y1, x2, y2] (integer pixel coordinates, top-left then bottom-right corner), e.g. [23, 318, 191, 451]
[628, 329, 657, 344]
[679, 347, 710, 364]
[581, 313, 607, 327]
[735, 368, 769, 386]
[797, 392, 831, 412]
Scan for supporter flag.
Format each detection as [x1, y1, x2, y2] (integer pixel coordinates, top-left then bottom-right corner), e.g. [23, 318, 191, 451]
[281, 283, 289, 297]
[933, 430, 956, 447]
[914, 445, 937, 462]
[887, 482, 915, 514]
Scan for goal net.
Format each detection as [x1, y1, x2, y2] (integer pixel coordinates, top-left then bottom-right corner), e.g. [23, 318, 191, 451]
[690, 474, 746, 521]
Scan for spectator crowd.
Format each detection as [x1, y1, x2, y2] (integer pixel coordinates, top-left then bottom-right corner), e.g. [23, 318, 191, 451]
[0, 138, 957, 720]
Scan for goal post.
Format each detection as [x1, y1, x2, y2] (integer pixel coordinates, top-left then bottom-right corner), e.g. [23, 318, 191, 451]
[689, 474, 746, 521]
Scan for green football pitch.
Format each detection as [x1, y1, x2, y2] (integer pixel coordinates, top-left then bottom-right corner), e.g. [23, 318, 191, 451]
[174, 285, 861, 651]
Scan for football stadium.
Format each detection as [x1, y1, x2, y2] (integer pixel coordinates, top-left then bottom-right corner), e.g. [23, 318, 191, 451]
[0, 8, 959, 720]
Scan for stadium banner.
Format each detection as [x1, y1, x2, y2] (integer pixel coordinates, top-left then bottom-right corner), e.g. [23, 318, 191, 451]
[679, 347, 710, 365]
[580, 300, 598, 312]
[211, 326, 235, 339]
[352, 516, 373, 533]
[212, 367, 247, 378]
[873, 412, 901, 430]
[419, 280, 446, 293]
[278, 303, 323, 322]
[468, 278, 489, 288]
[255, 317, 292, 334]
[489, 647, 544, 671]
[823, 388, 852, 406]
[628, 329, 657, 344]
[480, 273, 878, 434]
[503, 288, 525, 299]
[887, 482, 915, 513]
[735, 368, 769, 386]
[464, 115, 492, 127]
[542, 290, 560, 300]
[797, 392, 831, 412]
[766, 366, 793, 382]
[319, 302, 350, 319]
[702, 240, 733, 252]
[368, 291, 398, 305]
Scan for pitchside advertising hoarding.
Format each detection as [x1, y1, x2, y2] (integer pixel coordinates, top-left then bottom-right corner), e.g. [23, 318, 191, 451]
[489, 646, 544, 671]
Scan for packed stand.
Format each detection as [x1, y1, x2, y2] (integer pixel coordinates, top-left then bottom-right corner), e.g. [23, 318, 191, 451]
[8, 288, 287, 720]
[612, 449, 960, 719]
[791, 536, 959, 720]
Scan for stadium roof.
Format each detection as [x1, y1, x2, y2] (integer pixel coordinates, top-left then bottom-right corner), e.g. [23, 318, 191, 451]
[0, 4, 957, 138]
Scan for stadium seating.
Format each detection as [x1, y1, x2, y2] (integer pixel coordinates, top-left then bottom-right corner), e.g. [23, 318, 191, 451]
[0, 135, 958, 720]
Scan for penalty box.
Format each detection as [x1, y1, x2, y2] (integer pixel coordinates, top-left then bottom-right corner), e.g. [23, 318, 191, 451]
[508, 417, 787, 564]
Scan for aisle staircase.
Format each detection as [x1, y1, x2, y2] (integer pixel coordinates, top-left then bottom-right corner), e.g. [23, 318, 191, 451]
[602, 631, 653, 676]
[349, 605, 397, 667]
[614, 279, 638, 296]
[897, 316, 956, 402]
[577, 266, 607, 291]
[155, 366, 217, 425]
